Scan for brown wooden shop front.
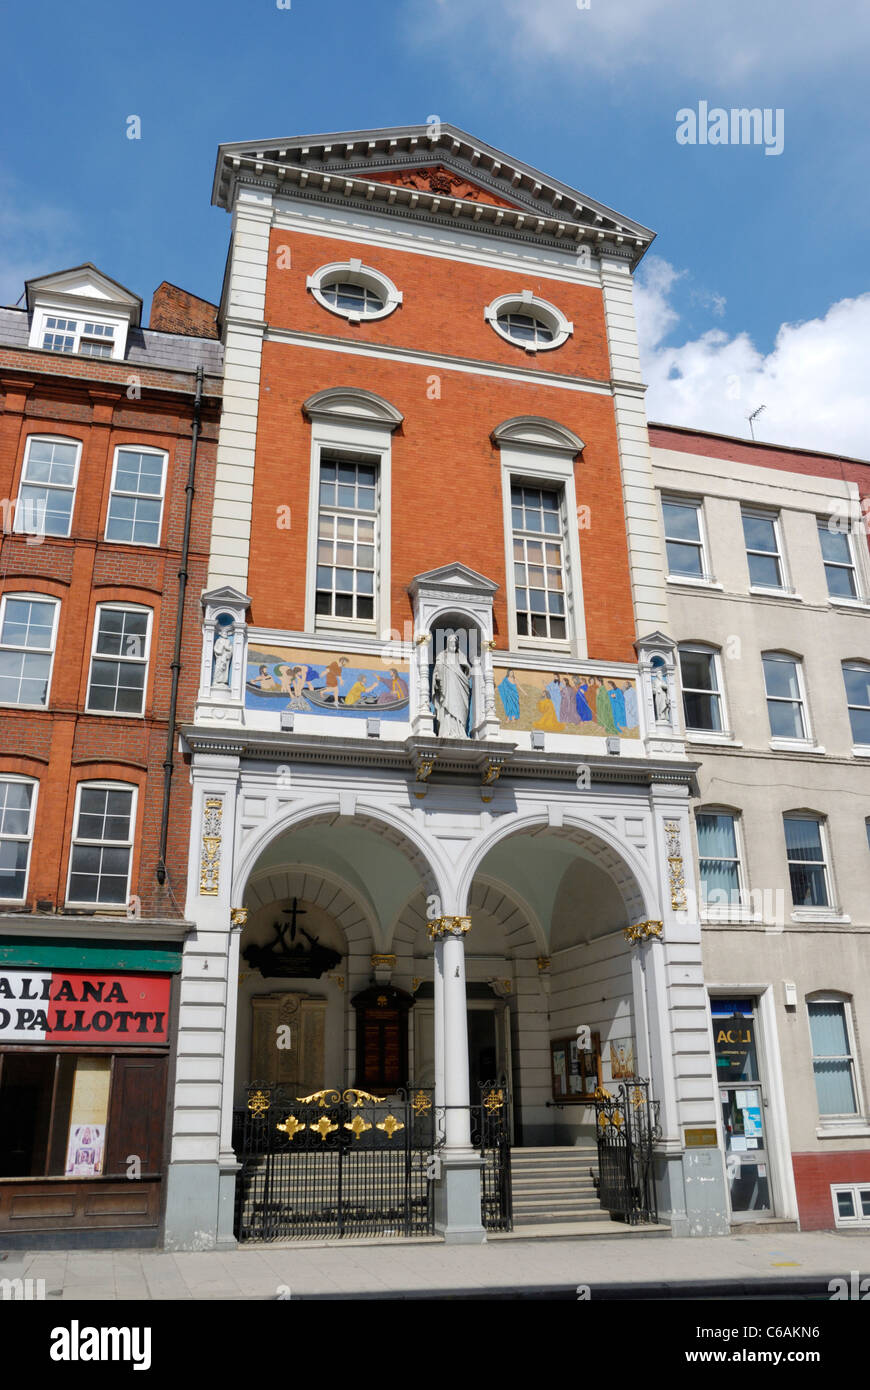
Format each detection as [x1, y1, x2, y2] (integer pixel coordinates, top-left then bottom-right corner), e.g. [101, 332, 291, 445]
[0, 942, 180, 1245]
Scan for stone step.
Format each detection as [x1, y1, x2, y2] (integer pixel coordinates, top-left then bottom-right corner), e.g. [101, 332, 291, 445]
[513, 1209, 607, 1226]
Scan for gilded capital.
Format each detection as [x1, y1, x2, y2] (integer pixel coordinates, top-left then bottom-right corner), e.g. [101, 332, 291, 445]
[230, 907, 248, 929]
[427, 915, 472, 940]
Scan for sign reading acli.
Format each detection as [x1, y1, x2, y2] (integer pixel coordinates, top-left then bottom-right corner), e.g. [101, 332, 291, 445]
[0, 970, 170, 1044]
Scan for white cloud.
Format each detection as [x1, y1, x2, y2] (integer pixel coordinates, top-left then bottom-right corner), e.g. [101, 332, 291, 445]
[410, 0, 869, 83]
[635, 258, 870, 457]
[0, 171, 79, 308]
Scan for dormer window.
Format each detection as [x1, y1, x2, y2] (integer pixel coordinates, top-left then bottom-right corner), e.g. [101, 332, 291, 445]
[40, 316, 116, 357]
[25, 264, 141, 361]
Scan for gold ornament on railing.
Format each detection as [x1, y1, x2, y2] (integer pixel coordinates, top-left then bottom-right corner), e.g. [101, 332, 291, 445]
[311, 1116, 339, 1141]
[377, 1115, 405, 1139]
[277, 1114, 305, 1140]
[248, 1089, 271, 1117]
[412, 1090, 432, 1116]
[345, 1115, 372, 1140]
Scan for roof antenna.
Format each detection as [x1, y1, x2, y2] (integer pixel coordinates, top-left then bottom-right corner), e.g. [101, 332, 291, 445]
[747, 404, 766, 440]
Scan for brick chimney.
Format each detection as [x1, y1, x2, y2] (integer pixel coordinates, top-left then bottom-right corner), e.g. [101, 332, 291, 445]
[149, 282, 219, 338]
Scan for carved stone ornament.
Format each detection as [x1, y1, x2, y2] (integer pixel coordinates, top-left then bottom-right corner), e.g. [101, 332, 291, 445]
[199, 797, 223, 895]
[665, 820, 687, 910]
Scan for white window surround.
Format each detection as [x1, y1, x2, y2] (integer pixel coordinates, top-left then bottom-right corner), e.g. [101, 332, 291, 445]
[28, 304, 130, 360]
[14, 434, 82, 540]
[762, 651, 816, 747]
[302, 388, 402, 635]
[104, 445, 168, 547]
[807, 994, 864, 1125]
[85, 603, 153, 717]
[484, 290, 573, 354]
[0, 775, 38, 903]
[0, 592, 61, 709]
[65, 780, 137, 909]
[306, 259, 402, 324]
[830, 1182, 870, 1220]
[493, 417, 587, 657]
[678, 643, 732, 737]
[660, 494, 715, 584]
[695, 807, 751, 922]
[784, 815, 845, 921]
[741, 506, 794, 595]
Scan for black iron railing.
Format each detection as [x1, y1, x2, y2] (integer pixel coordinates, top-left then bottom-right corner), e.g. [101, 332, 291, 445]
[593, 1079, 660, 1225]
[232, 1079, 513, 1241]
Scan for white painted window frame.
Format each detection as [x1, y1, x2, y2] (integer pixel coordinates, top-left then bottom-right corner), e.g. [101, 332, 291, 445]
[305, 417, 392, 637]
[762, 651, 813, 746]
[65, 780, 137, 909]
[783, 813, 834, 913]
[104, 444, 168, 547]
[14, 434, 82, 540]
[831, 1183, 870, 1227]
[307, 259, 402, 325]
[0, 774, 39, 903]
[660, 493, 715, 585]
[498, 444, 586, 658]
[806, 994, 862, 1121]
[842, 660, 870, 751]
[85, 602, 153, 718]
[695, 806, 748, 919]
[742, 505, 791, 595]
[0, 591, 61, 709]
[678, 642, 729, 735]
[29, 305, 129, 360]
[484, 289, 573, 354]
[817, 516, 861, 602]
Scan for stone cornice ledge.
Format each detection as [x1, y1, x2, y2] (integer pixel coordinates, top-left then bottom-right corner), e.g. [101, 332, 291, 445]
[0, 914, 193, 940]
[181, 724, 697, 786]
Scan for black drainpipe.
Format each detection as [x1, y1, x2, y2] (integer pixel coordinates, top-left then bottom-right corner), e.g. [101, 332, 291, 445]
[156, 362, 204, 886]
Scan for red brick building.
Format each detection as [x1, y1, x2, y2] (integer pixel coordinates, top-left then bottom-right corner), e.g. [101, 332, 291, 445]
[0, 265, 222, 1245]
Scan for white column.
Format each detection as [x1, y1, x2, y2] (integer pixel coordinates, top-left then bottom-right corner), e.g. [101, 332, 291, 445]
[439, 919, 473, 1150]
[433, 937, 445, 1122]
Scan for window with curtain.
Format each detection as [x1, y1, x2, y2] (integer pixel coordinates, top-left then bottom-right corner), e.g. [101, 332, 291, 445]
[808, 999, 858, 1115]
[696, 811, 741, 903]
[784, 815, 829, 907]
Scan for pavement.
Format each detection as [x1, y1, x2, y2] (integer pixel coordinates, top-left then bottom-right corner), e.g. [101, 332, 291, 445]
[4, 1229, 870, 1300]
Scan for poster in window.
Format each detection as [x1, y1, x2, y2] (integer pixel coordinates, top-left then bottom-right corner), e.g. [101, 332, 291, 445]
[552, 1043, 567, 1098]
[65, 1124, 106, 1176]
[610, 1038, 635, 1079]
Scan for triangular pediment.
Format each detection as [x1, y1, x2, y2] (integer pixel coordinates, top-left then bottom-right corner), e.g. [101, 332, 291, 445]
[365, 164, 521, 209]
[409, 563, 499, 596]
[213, 124, 654, 267]
[25, 263, 142, 322]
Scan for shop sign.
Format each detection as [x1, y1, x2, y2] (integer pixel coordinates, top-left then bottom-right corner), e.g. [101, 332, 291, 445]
[0, 970, 170, 1044]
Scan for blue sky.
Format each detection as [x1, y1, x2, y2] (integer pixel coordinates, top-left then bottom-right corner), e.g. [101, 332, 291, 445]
[1, 0, 868, 453]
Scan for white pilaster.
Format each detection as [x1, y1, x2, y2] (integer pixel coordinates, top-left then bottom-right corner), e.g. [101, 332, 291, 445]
[600, 255, 670, 632]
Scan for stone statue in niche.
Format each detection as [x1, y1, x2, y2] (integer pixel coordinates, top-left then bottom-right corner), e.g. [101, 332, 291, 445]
[432, 632, 471, 738]
[651, 660, 671, 723]
[212, 624, 233, 689]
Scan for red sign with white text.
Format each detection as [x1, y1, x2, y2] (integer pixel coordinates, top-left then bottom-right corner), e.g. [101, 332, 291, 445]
[0, 970, 171, 1044]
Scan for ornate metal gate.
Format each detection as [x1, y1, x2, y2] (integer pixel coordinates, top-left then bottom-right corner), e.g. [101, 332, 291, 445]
[233, 1079, 513, 1241]
[472, 1079, 513, 1232]
[593, 1080, 660, 1224]
[233, 1084, 436, 1241]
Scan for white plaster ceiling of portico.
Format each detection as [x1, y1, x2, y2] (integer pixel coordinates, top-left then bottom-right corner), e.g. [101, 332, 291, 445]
[241, 817, 430, 953]
[474, 829, 644, 946]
